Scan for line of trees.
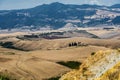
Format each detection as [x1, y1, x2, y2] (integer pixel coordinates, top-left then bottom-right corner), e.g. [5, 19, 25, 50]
[68, 42, 88, 47]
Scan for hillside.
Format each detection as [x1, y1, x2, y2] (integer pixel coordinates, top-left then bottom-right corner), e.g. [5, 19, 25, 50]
[87, 29, 120, 39]
[0, 37, 120, 51]
[0, 30, 119, 80]
[60, 50, 120, 80]
[0, 41, 110, 80]
[97, 56, 120, 80]
[0, 2, 120, 29]
[0, 31, 117, 80]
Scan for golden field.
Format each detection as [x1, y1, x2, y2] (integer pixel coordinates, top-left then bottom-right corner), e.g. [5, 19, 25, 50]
[0, 28, 119, 80]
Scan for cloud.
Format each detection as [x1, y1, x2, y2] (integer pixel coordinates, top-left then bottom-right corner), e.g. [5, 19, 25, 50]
[89, 0, 101, 5]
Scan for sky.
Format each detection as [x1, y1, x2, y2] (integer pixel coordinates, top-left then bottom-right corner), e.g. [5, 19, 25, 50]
[0, 0, 120, 10]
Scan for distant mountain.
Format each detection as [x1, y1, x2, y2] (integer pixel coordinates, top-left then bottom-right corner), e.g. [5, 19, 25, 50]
[0, 2, 120, 30]
[110, 4, 120, 8]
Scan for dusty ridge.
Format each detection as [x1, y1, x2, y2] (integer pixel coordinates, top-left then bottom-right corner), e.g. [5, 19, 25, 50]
[96, 59, 120, 80]
[60, 50, 120, 80]
[88, 52, 120, 80]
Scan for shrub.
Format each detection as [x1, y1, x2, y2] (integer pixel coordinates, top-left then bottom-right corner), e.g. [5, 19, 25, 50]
[0, 75, 10, 80]
[0, 42, 14, 48]
[117, 48, 120, 52]
[91, 52, 96, 56]
[47, 76, 60, 80]
[57, 61, 81, 69]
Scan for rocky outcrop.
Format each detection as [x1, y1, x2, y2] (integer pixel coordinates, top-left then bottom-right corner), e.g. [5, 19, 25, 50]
[60, 50, 120, 80]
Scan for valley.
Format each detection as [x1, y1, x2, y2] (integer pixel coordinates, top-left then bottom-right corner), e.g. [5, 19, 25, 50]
[0, 27, 119, 80]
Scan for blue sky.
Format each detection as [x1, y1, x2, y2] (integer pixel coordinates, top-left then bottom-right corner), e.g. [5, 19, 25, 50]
[0, 0, 120, 10]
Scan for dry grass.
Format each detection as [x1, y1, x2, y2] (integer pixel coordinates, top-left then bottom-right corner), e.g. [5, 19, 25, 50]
[0, 30, 119, 80]
[60, 50, 120, 80]
[0, 45, 109, 80]
[0, 37, 119, 51]
[87, 29, 120, 39]
[96, 61, 120, 80]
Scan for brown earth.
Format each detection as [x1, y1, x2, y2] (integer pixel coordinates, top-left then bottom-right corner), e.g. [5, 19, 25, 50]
[0, 29, 119, 80]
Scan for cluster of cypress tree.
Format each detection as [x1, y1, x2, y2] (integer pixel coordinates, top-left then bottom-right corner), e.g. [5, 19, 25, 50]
[68, 42, 87, 47]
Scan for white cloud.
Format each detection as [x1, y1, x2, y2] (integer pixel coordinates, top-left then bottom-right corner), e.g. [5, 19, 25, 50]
[89, 0, 101, 5]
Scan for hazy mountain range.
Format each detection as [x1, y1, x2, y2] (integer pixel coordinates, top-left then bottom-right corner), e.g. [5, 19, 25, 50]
[0, 2, 120, 29]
